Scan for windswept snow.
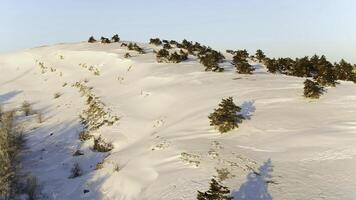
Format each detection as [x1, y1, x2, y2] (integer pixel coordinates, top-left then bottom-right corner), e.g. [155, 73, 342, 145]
[1, 41, 356, 200]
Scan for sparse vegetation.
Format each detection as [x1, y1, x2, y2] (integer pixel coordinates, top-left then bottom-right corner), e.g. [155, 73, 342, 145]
[69, 162, 82, 178]
[124, 53, 131, 58]
[100, 37, 111, 44]
[95, 161, 104, 170]
[73, 150, 84, 156]
[208, 97, 244, 133]
[37, 113, 44, 123]
[54, 92, 62, 99]
[0, 109, 23, 199]
[216, 168, 232, 182]
[113, 164, 120, 172]
[93, 136, 113, 152]
[111, 34, 120, 43]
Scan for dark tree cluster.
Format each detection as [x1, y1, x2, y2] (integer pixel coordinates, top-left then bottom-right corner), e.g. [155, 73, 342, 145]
[88, 34, 120, 44]
[149, 38, 162, 46]
[149, 37, 225, 72]
[208, 97, 244, 133]
[88, 36, 96, 43]
[127, 43, 145, 54]
[263, 55, 353, 87]
[156, 49, 188, 63]
[232, 49, 254, 74]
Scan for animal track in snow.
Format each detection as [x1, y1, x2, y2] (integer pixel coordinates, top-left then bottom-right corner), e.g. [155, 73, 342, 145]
[153, 117, 166, 128]
[180, 152, 201, 168]
[151, 137, 170, 151]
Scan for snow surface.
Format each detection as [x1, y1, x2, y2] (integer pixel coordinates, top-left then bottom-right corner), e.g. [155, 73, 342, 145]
[1, 41, 356, 200]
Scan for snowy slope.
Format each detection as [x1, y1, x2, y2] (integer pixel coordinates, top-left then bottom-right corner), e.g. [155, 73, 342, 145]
[1, 41, 356, 200]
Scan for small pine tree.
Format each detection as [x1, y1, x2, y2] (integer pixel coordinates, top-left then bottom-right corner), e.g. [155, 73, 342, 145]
[149, 38, 162, 46]
[208, 97, 244, 133]
[88, 36, 96, 43]
[255, 49, 266, 62]
[197, 179, 233, 200]
[111, 34, 120, 42]
[100, 37, 111, 44]
[235, 61, 254, 74]
[304, 79, 324, 99]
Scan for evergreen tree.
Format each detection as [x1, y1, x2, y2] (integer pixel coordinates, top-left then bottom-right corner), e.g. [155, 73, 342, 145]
[255, 49, 266, 62]
[265, 58, 279, 73]
[88, 36, 96, 43]
[208, 97, 243, 133]
[304, 79, 324, 99]
[291, 56, 314, 77]
[335, 59, 354, 81]
[197, 179, 233, 200]
[234, 49, 249, 61]
[149, 38, 162, 46]
[100, 37, 111, 44]
[111, 34, 120, 42]
[313, 57, 337, 86]
[235, 61, 254, 74]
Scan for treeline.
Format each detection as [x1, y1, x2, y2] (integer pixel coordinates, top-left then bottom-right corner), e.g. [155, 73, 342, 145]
[264, 55, 356, 85]
[88, 34, 356, 99]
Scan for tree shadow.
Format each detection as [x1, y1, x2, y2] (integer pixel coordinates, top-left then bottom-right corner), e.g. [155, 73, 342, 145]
[232, 159, 273, 200]
[0, 90, 22, 104]
[240, 100, 256, 120]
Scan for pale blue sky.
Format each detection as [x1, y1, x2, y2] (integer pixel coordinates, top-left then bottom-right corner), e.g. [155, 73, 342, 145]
[1, 0, 356, 62]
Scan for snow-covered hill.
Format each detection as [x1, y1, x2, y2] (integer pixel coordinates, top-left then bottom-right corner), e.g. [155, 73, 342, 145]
[1, 41, 356, 200]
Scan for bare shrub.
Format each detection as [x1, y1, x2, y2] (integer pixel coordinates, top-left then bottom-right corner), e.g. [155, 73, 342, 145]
[79, 131, 93, 141]
[54, 92, 62, 99]
[95, 161, 104, 170]
[22, 101, 32, 116]
[69, 163, 82, 178]
[93, 136, 113, 152]
[124, 53, 131, 58]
